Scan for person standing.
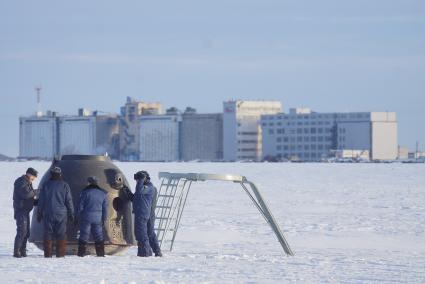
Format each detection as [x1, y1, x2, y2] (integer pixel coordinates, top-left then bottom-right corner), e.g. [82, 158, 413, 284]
[145, 173, 162, 257]
[130, 171, 156, 257]
[123, 171, 162, 257]
[76, 176, 108, 257]
[13, 167, 39, 258]
[37, 167, 74, 258]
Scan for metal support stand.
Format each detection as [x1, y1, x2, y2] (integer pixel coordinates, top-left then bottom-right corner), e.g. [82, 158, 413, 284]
[155, 172, 294, 256]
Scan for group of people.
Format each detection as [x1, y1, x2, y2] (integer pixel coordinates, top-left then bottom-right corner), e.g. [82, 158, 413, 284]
[12, 167, 162, 258]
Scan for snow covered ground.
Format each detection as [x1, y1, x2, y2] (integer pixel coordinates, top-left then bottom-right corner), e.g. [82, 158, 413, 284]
[0, 161, 424, 283]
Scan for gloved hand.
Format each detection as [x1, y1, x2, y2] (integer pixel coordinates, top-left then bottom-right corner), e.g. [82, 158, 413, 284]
[122, 186, 134, 201]
[33, 199, 39, 206]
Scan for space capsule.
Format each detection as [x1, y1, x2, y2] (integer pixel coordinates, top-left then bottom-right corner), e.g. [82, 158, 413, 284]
[29, 155, 135, 255]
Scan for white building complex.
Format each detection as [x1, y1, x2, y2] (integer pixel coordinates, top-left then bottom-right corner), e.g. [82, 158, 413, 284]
[223, 100, 282, 161]
[139, 114, 181, 162]
[261, 108, 398, 161]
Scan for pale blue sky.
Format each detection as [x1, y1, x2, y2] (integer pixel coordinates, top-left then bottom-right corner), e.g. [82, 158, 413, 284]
[1, 0, 424, 157]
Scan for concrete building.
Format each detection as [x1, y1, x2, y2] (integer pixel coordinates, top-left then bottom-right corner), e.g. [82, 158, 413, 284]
[19, 113, 58, 159]
[139, 114, 181, 162]
[119, 97, 163, 161]
[261, 108, 398, 161]
[180, 108, 223, 161]
[58, 110, 119, 158]
[223, 100, 282, 161]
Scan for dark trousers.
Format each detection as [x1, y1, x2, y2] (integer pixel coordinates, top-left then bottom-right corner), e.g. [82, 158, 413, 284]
[147, 216, 161, 254]
[79, 219, 104, 242]
[134, 216, 152, 256]
[14, 211, 30, 252]
[43, 215, 67, 240]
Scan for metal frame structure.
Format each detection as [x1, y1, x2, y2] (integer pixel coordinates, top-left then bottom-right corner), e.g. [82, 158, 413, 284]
[155, 172, 294, 256]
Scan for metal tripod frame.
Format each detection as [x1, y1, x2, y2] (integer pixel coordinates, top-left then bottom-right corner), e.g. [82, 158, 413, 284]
[155, 172, 294, 256]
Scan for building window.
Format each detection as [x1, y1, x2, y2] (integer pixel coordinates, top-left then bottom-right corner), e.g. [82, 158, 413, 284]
[311, 127, 316, 134]
[269, 129, 274, 135]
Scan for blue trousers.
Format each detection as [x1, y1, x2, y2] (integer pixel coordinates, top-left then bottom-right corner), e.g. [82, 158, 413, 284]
[14, 211, 30, 251]
[134, 216, 152, 256]
[147, 216, 160, 254]
[79, 219, 104, 242]
[43, 215, 67, 240]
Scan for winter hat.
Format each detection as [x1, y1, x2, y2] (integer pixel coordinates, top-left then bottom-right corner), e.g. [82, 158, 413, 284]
[87, 176, 98, 185]
[50, 167, 62, 175]
[26, 167, 38, 177]
[134, 171, 148, 181]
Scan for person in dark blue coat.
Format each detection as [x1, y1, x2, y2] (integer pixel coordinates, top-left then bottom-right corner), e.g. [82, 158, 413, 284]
[131, 170, 162, 257]
[145, 174, 162, 257]
[12, 167, 39, 258]
[76, 176, 108, 257]
[37, 167, 74, 258]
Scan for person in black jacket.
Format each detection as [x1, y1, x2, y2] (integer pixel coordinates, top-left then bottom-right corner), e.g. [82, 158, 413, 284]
[76, 176, 108, 257]
[13, 167, 39, 258]
[37, 167, 74, 258]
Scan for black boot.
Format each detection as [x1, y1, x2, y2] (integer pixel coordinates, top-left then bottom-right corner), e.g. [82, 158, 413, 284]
[155, 251, 163, 257]
[137, 241, 152, 257]
[77, 240, 87, 257]
[20, 239, 28, 257]
[13, 242, 22, 258]
[95, 241, 105, 257]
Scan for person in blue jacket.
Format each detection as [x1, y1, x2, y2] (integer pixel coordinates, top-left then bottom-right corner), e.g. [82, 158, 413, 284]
[12, 167, 39, 258]
[37, 167, 74, 258]
[76, 176, 108, 257]
[130, 170, 162, 257]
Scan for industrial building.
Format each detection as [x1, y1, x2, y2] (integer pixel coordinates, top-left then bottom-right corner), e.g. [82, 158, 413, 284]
[180, 108, 223, 161]
[119, 97, 163, 161]
[19, 109, 119, 159]
[223, 100, 282, 161]
[19, 96, 401, 162]
[261, 108, 398, 161]
[59, 110, 119, 157]
[139, 112, 181, 162]
[19, 113, 58, 160]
